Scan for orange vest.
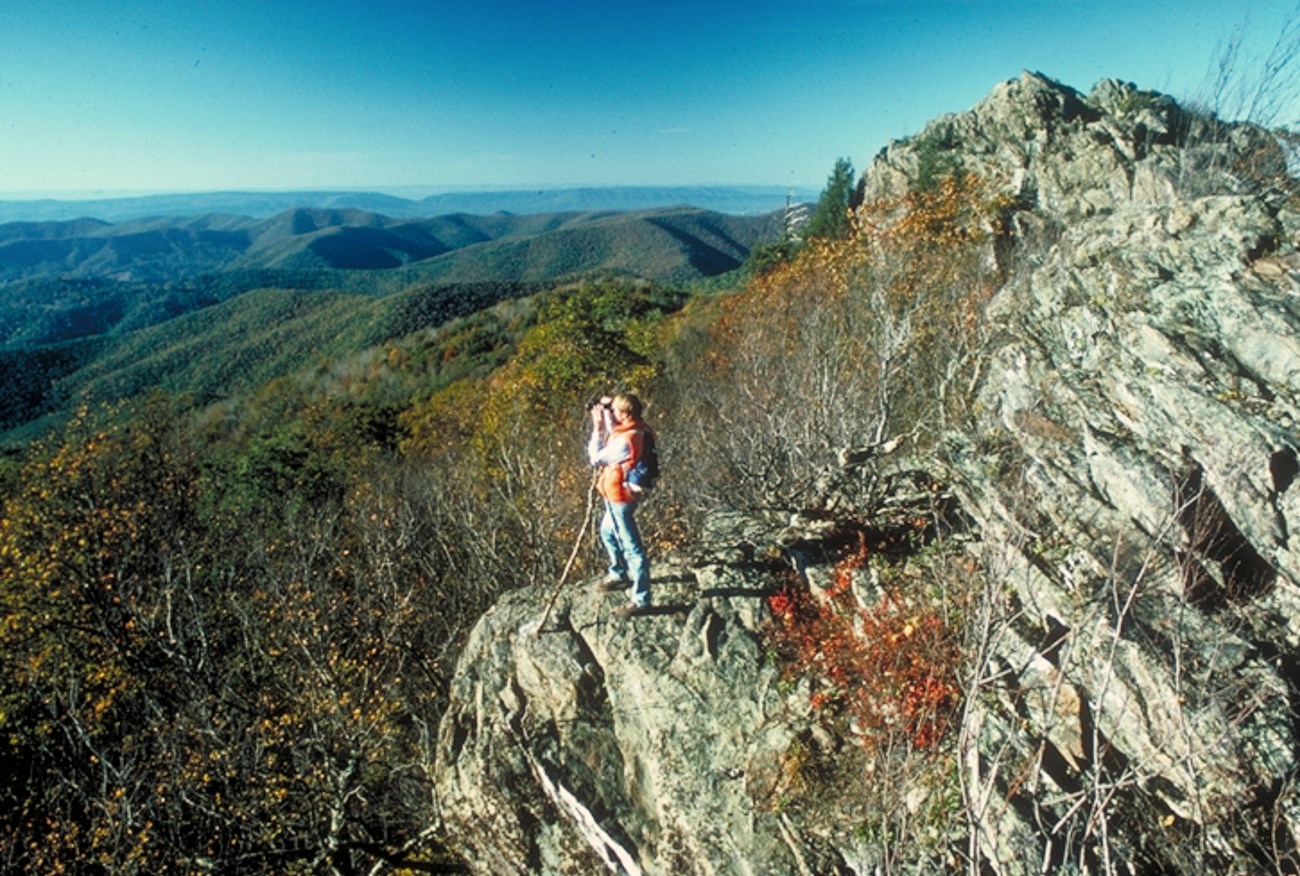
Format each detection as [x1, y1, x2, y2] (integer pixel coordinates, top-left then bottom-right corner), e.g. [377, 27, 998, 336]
[597, 420, 644, 504]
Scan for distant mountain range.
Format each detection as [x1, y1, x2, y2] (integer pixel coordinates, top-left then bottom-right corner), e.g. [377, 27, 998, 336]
[0, 185, 817, 224]
[0, 205, 782, 289]
[0, 203, 786, 440]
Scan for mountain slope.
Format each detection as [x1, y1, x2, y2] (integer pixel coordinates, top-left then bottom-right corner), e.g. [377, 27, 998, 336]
[431, 73, 1300, 875]
[0, 204, 782, 439]
[394, 207, 768, 285]
[0, 185, 816, 224]
[0, 204, 776, 437]
[0, 277, 543, 439]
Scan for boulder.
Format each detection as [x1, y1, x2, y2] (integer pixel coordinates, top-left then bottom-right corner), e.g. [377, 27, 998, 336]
[434, 549, 862, 875]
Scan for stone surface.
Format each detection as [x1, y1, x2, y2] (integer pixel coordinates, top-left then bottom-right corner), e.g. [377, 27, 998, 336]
[434, 72, 1300, 874]
[434, 552, 848, 875]
[927, 73, 1300, 874]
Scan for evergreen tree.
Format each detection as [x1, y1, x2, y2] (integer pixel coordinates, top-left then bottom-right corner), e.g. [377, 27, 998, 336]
[804, 157, 856, 240]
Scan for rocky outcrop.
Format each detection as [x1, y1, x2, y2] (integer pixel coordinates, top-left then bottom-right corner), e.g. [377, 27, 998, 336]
[433, 530, 842, 874]
[935, 78, 1300, 873]
[862, 71, 1289, 219]
[434, 72, 1300, 873]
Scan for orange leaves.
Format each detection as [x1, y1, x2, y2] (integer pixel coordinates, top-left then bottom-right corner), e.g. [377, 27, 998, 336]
[765, 537, 964, 754]
[855, 172, 1009, 249]
[686, 171, 1012, 504]
[830, 530, 871, 597]
[742, 171, 1008, 321]
[850, 172, 1010, 327]
[853, 596, 962, 751]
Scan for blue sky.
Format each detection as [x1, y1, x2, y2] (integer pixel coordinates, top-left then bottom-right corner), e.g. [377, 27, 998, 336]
[1, 0, 1296, 197]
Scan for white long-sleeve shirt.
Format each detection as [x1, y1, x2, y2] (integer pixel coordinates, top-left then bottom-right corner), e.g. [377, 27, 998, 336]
[588, 425, 632, 467]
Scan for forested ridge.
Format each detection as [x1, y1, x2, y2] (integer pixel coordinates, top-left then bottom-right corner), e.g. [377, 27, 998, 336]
[0, 205, 780, 443]
[2, 70, 1299, 875]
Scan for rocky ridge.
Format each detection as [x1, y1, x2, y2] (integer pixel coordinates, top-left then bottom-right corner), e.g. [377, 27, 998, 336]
[433, 72, 1300, 874]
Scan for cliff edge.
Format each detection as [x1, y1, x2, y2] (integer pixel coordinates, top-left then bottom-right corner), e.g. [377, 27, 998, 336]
[434, 73, 1300, 874]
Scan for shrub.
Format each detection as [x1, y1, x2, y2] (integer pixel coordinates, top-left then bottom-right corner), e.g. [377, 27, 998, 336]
[659, 172, 1011, 517]
[765, 533, 964, 753]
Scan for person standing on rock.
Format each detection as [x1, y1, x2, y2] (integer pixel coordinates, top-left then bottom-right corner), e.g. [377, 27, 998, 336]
[588, 393, 653, 616]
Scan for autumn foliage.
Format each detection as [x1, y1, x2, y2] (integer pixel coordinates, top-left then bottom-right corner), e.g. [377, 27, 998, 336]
[0, 160, 1010, 871]
[656, 171, 1011, 518]
[766, 533, 964, 753]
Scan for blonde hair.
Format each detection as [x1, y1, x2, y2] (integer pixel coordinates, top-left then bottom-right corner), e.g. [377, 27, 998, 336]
[612, 393, 643, 419]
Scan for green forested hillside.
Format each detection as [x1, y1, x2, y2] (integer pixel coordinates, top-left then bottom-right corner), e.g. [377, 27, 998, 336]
[0, 279, 541, 438]
[0, 205, 781, 440]
[0, 205, 777, 285]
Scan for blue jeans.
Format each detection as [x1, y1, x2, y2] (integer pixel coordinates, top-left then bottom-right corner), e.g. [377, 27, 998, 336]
[600, 500, 650, 607]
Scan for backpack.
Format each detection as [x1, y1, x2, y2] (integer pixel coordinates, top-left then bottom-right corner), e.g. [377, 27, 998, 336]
[626, 427, 659, 493]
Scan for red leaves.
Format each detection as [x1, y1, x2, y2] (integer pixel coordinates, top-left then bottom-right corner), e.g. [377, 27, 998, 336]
[765, 541, 962, 753]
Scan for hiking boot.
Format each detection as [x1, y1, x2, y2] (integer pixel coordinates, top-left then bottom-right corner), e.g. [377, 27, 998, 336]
[614, 604, 650, 618]
[597, 575, 629, 592]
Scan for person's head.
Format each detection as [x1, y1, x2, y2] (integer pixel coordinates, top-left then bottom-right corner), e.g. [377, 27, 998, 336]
[612, 393, 642, 422]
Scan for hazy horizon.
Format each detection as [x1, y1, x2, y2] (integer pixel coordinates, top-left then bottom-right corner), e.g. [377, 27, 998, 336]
[0, 182, 817, 203]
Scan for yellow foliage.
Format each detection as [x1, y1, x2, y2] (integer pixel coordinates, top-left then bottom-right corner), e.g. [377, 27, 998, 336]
[398, 377, 487, 460]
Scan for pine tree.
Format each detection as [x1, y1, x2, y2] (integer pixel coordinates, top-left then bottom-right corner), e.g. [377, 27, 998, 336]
[804, 157, 856, 241]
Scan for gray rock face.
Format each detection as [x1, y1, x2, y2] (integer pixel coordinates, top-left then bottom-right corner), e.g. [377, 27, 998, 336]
[862, 71, 1288, 218]
[433, 552, 840, 875]
[434, 72, 1300, 873]
[937, 78, 1300, 873]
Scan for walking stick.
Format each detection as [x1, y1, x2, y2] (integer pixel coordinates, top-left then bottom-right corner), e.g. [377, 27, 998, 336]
[535, 471, 600, 637]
